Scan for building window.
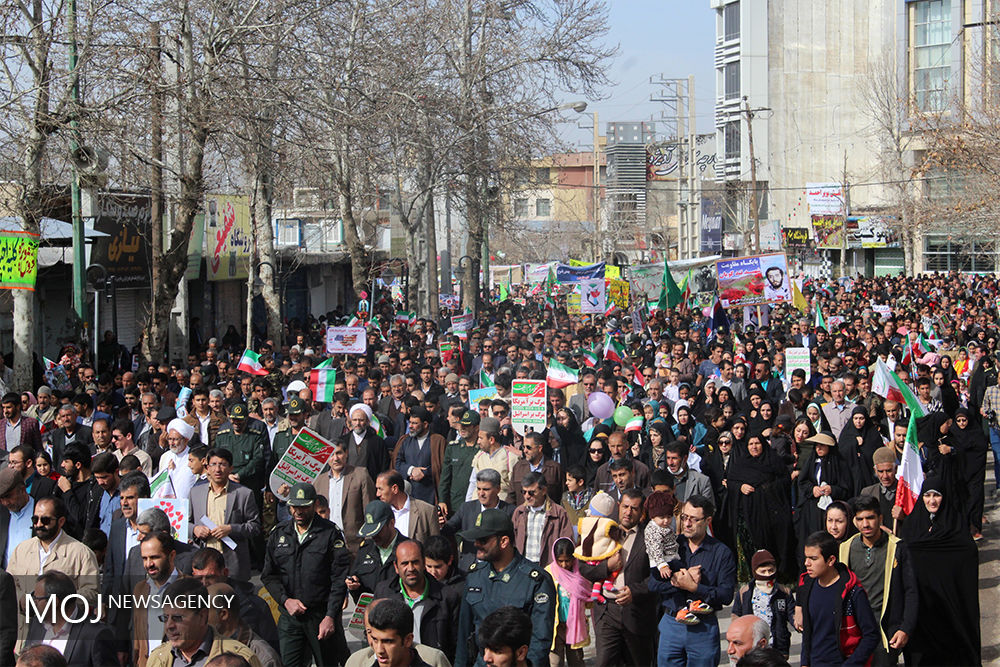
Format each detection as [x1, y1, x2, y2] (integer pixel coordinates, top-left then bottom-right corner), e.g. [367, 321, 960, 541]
[724, 62, 740, 100]
[535, 198, 551, 217]
[275, 219, 300, 246]
[912, 0, 951, 112]
[724, 121, 740, 159]
[535, 167, 551, 184]
[723, 2, 740, 41]
[924, 234, 998, 272]
[513, 198, 529, 217]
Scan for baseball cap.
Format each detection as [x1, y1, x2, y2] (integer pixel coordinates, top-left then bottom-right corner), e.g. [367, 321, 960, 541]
[359, 500, 394, 538]
[227, 403, 248, 419]
[155, 406, 177, 422]
[286, 483, 317, 507]
[286, 397, 306, 415]
[459, 410, 481, 426]
[458, 508, 515, 541]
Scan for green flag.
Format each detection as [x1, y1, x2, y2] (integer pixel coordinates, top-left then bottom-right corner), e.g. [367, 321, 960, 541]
[499, 282, 509, 301]
[664, 262, 683, 308]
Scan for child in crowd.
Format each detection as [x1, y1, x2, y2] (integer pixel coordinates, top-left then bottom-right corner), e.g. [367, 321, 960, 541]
[546, 537, 591, 667]
[574, 492, 622, 602]
[643, 489, 679, 580]
[732, 549, 794, 658]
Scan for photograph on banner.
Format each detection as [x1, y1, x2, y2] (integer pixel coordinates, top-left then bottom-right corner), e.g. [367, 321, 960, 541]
[325, 326, 367, 354]
[579, 278, 606, 314]
[511, 380, 547, 435]
[785, 347, 811, 387]
[716, 253, 792, 307]
[629, 257, 720, 302]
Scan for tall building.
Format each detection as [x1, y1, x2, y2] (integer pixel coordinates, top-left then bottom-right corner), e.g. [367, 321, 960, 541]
[710, 0, 999, 275]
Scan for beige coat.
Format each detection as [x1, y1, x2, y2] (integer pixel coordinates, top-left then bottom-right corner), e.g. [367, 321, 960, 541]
[7, 532, 99, 605]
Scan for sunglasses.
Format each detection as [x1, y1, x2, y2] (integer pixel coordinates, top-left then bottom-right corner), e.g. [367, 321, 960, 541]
[157, 614, 188, 624]
[589, 448, 603, 453]
[31, 516, 55, 525]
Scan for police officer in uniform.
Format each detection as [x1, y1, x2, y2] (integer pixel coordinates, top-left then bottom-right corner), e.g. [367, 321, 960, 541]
[346, 500, 403, 600]
[215, 402, 267, 497]
[262, 481, 353, 666]
[454, 508, 555, 667]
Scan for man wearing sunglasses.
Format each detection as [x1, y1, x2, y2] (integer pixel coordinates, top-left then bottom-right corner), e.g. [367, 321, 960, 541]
[7, 495, 99, 608]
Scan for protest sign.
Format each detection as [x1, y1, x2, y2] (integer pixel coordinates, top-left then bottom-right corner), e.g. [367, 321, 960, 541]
[716, 253, 792, 307]
[511, 380, 546, 436]
[325, 326, 367, 354]
[452, 313, 474, 332]
[469, 387, 498, 406]
[138, 497, 190, 544]
[0, 230, 39, 290]
[785, 347, 811, 387]
[439, 293, 459, 309]
[268, 427, 336, 497]
[579, 279, 606, 314]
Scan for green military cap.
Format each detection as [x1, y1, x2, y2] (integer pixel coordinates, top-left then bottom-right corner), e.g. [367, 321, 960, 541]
[287, 397, 306, 415]
[458, 508, 514, 541]
[359, 500, 393, 538]
[227, 403, 248, 419]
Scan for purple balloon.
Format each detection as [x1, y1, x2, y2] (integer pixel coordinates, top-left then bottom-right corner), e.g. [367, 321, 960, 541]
[587, 391, 614, 420]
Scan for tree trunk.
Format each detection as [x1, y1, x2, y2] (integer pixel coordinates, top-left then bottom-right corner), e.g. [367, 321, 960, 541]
[339, 189, 370, 294]
[425, 190, 439, 320]
[254, 170, 282, 346]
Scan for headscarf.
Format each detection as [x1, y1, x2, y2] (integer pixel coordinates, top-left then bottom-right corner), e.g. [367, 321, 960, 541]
[22, 392, 37, 407]
[555, 408, 588, 470]
[547, 537, 592, 646]
[584, 436, 609, 488]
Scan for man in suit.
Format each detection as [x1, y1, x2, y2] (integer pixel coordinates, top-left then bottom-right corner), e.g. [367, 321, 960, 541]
[511, 432, 563, 505]
[373, 539, 461, 661]
[567, 370, 595, 423]
[103, 473, 149, 663]
[393, 407, 446, 505]
[123, 507, 197, 595]
[595, 433, 651, 494]
[55, 444, 103, 538]
[375, 471, 439, 545]
[440, 469, 515, 572]
[377, 374, 408, 440]
[6, 445, 56, 501]
[7, 496, 99, 606]
[131, 531, 180, 667]
[46, 404, 93, 466]
[578, 489, 657, 667]
[0, 392, 41, 460]
[310, 393, 348, 444]
[24, 571, 116, 667]
[183, 387, 224, 449]
[190, 447, 261, 582]
[320, 439, 374, 555]
[511, 472, 571, 568]
[342, 403, 389, 484]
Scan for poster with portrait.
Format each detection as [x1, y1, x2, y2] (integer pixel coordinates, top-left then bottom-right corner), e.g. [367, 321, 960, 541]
[716, 253, 792, 307]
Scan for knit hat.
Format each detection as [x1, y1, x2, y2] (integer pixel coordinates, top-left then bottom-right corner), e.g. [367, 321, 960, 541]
[751, 549, 775, 573]
[645, 490, 677, 520]
[587, 491, 618, 519]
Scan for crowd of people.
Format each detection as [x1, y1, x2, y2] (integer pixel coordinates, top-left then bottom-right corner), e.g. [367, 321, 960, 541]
[0, 270, 993, 667]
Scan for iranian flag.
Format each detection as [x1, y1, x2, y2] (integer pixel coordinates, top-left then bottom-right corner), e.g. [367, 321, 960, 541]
[309, 358, 337, 402]
[872, 359, 922, 408]
[814, 306, 826, 331]
[479, 368, 495, 389]
[371, 415, 386, 438]
[546, 361, 579, 389]
[345, 315, 361, 327]
[871, 358, 926, 515]
[581, 350, 599, 368]
[150, 468, 176, 499]
[237, 349, 268, 376]
[604, 335, 625, 363]
[896, 412, 925, 515]
[604, 303, 616, 318]
[624, 415, 644, 433]
[395, 311, 416, 326]
[631, 366, 645, 388]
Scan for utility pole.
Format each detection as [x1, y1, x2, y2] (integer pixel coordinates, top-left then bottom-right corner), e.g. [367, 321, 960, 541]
[840, 150, 850, 278]
[68, 0, 86, 327]
[149, 22, 163, 337]
[743, 97, 760, 254]
[592, 111, 600, 261]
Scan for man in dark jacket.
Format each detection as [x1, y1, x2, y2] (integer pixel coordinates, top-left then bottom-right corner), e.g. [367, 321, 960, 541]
[799, 530, 879, 667]
[262, 481, 352, 667]
[840, 496, 918, 666]
[346, 500, 403, 600]
[374, 540, 461, 661]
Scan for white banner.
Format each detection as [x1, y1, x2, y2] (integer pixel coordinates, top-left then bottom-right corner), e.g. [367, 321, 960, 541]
[579, 279, 606, 314]
[326, 326, 367, 354]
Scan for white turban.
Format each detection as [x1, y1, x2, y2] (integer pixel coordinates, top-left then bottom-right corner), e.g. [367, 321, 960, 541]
[349, 403, 373, 421]
[167, 418, 195, 441]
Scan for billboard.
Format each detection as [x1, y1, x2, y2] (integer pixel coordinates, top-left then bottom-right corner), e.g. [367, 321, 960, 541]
[206, 194, 252, 281]
[91, 192, 152, 288]
[811, 215, 845, 250]
[806, 183, 846, 216]
[700, 196, 723, 253]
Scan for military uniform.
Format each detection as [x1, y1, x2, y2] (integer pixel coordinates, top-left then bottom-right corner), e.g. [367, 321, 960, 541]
[215, 403, 268, 493]
[261, 483, 353, 667]
[348, 529, 403, 600]
[438, 423, 479, 514]
[453, 508, 556, 667]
